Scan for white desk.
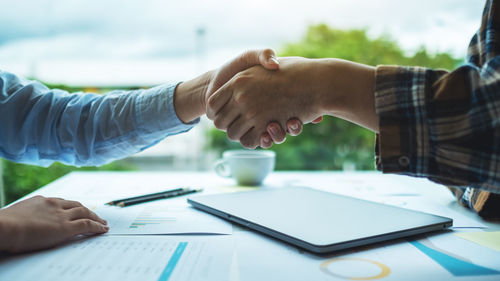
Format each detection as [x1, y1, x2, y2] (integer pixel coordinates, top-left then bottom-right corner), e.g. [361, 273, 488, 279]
[1, 171, 500, 281]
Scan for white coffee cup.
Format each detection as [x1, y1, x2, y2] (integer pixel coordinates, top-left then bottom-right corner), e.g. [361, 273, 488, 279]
[214, 150, 276, 186]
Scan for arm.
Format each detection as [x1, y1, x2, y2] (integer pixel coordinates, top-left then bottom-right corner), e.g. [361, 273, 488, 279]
[206, 57, 375, 148]
[0, 49, 281, 167]
[206, 55, 500, 195]
[0, 71, 198, 167]
[0, 196, 108, 253]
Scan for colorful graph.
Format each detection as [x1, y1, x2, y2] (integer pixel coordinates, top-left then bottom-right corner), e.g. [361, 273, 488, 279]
[320, 257, 391, 280]
[129, 210, 177, 229]
[409, 238, 500, 276]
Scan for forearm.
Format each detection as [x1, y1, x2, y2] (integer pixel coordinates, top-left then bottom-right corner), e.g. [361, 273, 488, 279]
[0, 70, 198, 167]
[0, 212, 16, 252]
[311, 58, 378, 132]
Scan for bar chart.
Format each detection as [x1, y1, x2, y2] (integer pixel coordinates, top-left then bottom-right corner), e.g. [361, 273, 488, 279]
[93, 203, 232, 235]
[129, 209, 178, 229]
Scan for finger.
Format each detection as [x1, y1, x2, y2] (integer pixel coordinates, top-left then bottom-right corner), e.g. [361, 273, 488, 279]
[212, 100, 242, 131]
[60, 199, 83, 210]
[312, 116, 324, 124]
[240, 127, 264, 149]
[208, 49, 276, 95]
[267, 122, 286, 144]
[260, 132, 273, 148]
[226, 115, 255, 142]
[286, 118, 303, 136]
[206, 83, 234, 120]
[257, 49, 279, 70]
[236, 49, 279, 72]
[67, 207, 107, 225]
[70, 219, 109, 236]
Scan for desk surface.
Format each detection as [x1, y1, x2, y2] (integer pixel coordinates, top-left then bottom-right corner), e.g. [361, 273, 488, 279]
[2, 171, 500, 281]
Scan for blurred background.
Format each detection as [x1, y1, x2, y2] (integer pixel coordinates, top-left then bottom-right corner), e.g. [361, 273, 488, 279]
[0, 0, 484, 205]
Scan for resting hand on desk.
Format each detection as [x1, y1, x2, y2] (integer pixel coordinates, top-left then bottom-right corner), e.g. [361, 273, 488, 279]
[0, 196, 108, 253]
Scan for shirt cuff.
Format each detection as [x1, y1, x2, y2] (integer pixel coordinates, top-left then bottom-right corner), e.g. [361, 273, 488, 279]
[374, 65, 429, 177]
[135, 83, 200, 137]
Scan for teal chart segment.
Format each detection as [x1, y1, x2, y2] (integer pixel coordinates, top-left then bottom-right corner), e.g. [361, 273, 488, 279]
[409, 240, 500, 276]
[158, 242, 188, 281]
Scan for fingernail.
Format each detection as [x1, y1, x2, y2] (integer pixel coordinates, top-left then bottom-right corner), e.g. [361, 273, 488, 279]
[103, 220, 108, 225]
[290, 123, 298, 131]
[269, 57, 279, 65]
[263, 135, 270, 144]
[270, 125, 279, 136]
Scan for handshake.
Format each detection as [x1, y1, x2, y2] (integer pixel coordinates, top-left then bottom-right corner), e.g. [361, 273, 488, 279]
[175, 49, 378, 149]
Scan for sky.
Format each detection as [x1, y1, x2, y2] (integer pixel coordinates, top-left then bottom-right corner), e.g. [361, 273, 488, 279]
[0, 0, 485, 86]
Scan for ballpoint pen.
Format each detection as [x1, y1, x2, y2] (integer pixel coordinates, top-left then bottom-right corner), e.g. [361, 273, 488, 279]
[105, 187, 203, 207]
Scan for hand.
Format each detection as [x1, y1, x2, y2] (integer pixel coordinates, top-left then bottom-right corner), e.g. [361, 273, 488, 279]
[207, 57, 377, 148]
[175, 48, 297, 147]
[207, 57, 324, 148]
[0, 196, 108, 253]
[174, 49, 279, 124]
[205, 49, 280, 104]
[260, 116, 323, 148]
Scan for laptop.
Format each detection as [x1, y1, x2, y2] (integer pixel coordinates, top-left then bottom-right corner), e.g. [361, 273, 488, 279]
[187, 186, 452, 254]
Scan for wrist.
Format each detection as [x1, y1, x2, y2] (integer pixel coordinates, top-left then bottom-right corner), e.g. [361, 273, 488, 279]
[316, 59, 378, 131]
[0, 211, 18, 252]
[174, 70, 214, 123]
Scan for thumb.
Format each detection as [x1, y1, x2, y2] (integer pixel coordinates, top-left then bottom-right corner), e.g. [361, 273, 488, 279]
[235, 49, 279, 72]
[207, 48, 279, 96]
[257, 49, 280, 70]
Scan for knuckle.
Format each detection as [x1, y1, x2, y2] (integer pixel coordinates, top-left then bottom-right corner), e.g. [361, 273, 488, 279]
[207, 96, 217, 110]
[78, 207, 91, 217]
[240, 137, 256, 149]
[45, 197, 59, 206]
[233, 73, 249, 85]
[226, 129, 239, 141]
[213, 118, 225, 130]
[234, 92, 248, 105]
[62, 221, 75, 233]
[263, 48, 274, 57]
[79, 219, 93, 229]
[245, 109, 257, 120]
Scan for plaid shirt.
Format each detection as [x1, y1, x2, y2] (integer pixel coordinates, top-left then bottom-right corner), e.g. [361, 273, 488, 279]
[374, 0, 500, 218]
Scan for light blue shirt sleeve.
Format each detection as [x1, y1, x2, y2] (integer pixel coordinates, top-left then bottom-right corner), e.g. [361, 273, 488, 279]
[0, 69, 199, 167]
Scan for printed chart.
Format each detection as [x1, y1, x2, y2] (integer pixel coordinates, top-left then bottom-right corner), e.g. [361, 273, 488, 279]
[93, 203, 232, 235]
[409, 237, 500, 277]
[0, 236, 232, 281]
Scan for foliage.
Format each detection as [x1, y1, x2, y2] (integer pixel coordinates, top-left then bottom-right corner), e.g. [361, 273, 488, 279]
[207, 24, 462, 170]
[2, 159, 136, 204]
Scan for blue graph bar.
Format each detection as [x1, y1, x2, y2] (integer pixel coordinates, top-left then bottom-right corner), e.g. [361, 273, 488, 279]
[158, 242, 188, 281]
[410, 241, 500, 276]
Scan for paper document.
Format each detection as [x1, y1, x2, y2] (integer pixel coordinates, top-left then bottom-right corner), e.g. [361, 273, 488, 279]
[454, 231, 500, 252]
[0, 236, 232, 281]
[91, 202, 232, 235]
[232, 230, 500, 281]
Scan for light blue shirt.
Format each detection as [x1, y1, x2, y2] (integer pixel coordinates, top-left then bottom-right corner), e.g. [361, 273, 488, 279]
[0, 69, 199, 167]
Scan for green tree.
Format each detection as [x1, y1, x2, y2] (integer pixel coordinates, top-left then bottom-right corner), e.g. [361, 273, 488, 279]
[207, 24, 461, 170]
[2, 160, 136, 204]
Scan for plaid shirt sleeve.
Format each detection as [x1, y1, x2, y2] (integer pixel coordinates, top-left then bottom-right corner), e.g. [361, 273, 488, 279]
[374, 0, 500, 219]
